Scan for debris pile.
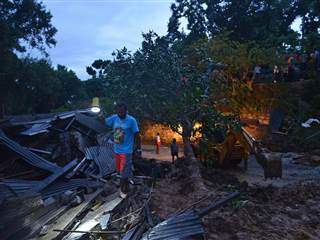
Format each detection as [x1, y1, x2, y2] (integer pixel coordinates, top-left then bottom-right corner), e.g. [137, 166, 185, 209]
[2, 110, 227, 240]
[0, 110, 120, 239]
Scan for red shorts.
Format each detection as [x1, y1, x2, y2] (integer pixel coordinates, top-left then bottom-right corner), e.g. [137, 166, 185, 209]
[114, 153, 132, 178]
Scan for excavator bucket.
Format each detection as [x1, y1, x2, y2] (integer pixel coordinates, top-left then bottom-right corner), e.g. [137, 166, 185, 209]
[262, 155, 283, 179]
[242, 128, 283, 179]
[254, 146, 283, 179]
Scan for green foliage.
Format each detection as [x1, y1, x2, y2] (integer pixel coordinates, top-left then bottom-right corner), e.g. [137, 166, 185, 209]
[196, 33, 282, 115]
[4, 58, 87, 114]
[0, 0, 58, 115]
[169, 0, 300, 48]
[208, 33, 280, 78]
[86, 31, 229, 142]
[295, 0, 320, 52]
[0, 0, 57, 54]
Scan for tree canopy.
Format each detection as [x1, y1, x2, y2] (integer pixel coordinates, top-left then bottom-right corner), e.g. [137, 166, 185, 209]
[0, 0, 59, 115]
[168, 0, 319, 50]
[84, 0, 320, 143]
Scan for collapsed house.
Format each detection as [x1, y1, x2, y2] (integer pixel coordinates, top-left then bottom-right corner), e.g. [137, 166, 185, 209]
[0, 110, 122, 239]
[0, 110, 240, 240]
[0, 110, 182, 240]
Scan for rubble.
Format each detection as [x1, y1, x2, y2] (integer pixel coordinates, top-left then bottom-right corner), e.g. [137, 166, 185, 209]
[1, 110, 320, 240]
[0, 110, 118, 239]
[0, 110, 174, 240]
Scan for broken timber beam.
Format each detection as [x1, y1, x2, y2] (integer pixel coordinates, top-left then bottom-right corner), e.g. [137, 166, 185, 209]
[197, 191, 240, 218]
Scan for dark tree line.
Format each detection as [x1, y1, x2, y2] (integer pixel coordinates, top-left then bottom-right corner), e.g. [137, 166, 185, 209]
[168, 0, 319, 50]
[0, 0, 87, 115]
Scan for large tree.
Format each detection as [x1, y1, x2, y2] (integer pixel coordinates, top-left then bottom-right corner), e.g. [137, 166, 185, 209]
[0, 0, 56, 54]
[0, 0, 57, 115]
[6, 59, 86, 114]
[168, 0, 300, 48]
[87, 32, 226, 144]
[295, 0, 320, 51]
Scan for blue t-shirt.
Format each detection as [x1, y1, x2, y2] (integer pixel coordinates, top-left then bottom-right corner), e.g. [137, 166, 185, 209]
[105, 114, 139, 154]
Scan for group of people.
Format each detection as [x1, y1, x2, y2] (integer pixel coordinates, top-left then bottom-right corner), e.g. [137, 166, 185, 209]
[281, 50, 320, 82]
[252, 49, 320, 83]
[154, 133, 179, 163]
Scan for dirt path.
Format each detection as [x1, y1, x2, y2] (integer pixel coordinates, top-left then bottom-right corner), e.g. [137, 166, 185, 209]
[229, 155, 320, 187]
[141, 144, 184, 162]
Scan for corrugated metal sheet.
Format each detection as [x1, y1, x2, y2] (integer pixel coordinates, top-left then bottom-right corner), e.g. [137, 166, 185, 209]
[20, 123, 51, 136]
[0, 182, 24, 200]
[84, 145, 115, 177]
[0, 179, 40, 198]
[0, 130, 60, 173]
[0, 194, 43, 224]
[10, 109, 89, 126]
[141, 210, 204, 240]
[41, 178, 102, 198]
[75, 113, 107, 133]
[0, 160, 77, 199]
[121, 225, 139, 240]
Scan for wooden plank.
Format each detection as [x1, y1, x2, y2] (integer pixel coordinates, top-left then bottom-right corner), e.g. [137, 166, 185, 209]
[64, 193, 122, 240]
[26, 205, 68, 239]
[39, 189, 102, 240]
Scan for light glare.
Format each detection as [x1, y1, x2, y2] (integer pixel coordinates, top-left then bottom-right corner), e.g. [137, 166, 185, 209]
[91, 107, 101, 113]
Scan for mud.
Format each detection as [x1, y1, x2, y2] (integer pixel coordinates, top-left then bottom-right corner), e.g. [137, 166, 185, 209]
[151, 158, 320, 240]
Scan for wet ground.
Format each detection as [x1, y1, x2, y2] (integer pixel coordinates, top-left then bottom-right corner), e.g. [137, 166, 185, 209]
[229, 154, 320, 187]
[149, 152, 320, 240]
[141, 145, 184, 162]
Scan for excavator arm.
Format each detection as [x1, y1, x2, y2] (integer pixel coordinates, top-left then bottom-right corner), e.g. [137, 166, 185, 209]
[207, 127, 282, 179]
[242, 128, 282, 179]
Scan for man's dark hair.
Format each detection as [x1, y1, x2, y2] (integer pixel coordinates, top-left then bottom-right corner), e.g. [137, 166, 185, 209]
[115, 102, 127, 111]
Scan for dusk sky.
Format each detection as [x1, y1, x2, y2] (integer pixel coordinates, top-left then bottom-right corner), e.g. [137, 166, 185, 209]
[31, 0, 301, 80]
[40, 0, 175, 80]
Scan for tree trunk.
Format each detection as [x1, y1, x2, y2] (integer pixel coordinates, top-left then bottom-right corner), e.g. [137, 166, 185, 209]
[182, 119, 192, 157]
[181, 120, 208, 194]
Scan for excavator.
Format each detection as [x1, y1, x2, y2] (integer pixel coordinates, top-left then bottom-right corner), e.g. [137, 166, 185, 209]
[200, 127, 282, 179]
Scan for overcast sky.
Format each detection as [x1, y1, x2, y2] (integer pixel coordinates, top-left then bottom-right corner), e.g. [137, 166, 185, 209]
[40, 0, 174, 80]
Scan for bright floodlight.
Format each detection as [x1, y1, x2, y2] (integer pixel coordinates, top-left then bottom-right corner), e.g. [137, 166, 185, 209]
[90, 106, 101, 113]
[90, 97, 101, 113]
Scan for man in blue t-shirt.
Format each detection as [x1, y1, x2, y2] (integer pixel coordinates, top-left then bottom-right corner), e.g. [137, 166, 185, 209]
[105, 102, 141, 198]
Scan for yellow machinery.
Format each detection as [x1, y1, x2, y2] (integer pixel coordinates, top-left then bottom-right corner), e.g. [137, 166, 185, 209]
[206, 128, 250, 169]
[204, 128, 282, 179]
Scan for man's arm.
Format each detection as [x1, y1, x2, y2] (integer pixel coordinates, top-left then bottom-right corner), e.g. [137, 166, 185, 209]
[132, 118, 141, 157]
[102, 114, 115, 127]
[134, 132, 141, 150]
[133, 132, 142, 158]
